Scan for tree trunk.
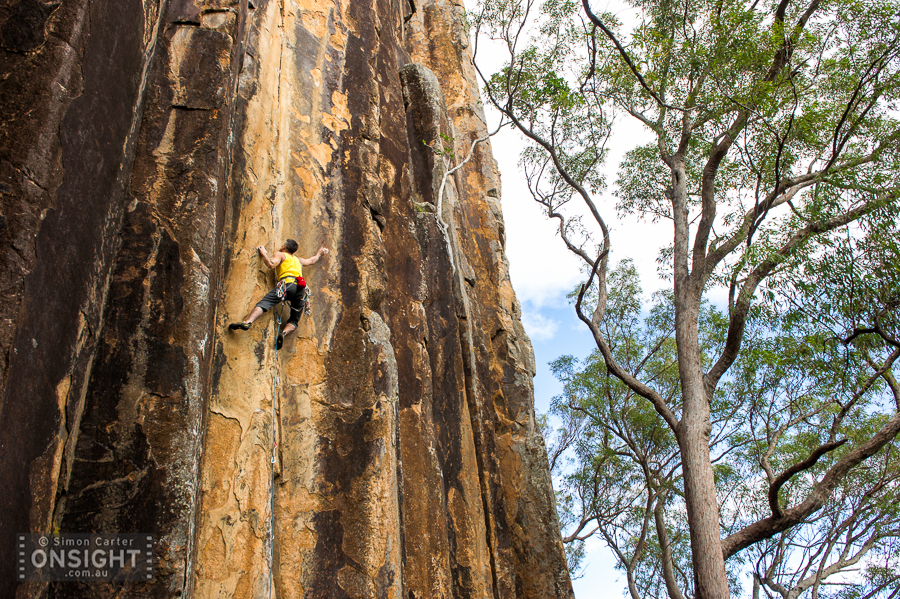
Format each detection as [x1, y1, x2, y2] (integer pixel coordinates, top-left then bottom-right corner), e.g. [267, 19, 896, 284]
[670, 154, 731, 599]
[678, 402, 731, 599]
[676, 319, 731, 599]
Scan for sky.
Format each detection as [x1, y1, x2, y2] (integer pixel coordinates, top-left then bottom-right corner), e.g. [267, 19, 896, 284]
[470, 3, 671, 593]
[470, 3, 673, 596]
[494, 121, 658, 598]
[467, 1, 886, 596]
[488, 110, 676, 598]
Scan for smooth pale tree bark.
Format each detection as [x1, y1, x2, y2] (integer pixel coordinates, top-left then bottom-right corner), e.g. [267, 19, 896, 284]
[671, 154, 730, 598]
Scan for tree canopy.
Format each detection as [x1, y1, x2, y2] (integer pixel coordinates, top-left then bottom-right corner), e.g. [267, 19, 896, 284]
[547, 252, 900, 597]
[471, 0, 900, 596]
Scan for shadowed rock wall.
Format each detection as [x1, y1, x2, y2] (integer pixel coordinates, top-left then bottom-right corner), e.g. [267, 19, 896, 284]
[0, 1, 573, 598]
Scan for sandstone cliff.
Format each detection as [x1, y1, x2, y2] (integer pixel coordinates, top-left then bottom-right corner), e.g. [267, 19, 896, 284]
[0, 1, 574, 597]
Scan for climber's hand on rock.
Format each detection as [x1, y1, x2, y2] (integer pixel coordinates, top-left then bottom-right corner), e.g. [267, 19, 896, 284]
[319, 247, 329, 256]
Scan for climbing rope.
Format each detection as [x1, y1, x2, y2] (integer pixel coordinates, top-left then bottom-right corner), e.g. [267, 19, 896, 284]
[267, 301, 288, 599]
[265, 288, 310, 597]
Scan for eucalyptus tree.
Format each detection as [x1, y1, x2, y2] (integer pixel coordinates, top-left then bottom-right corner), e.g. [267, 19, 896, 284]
[547, 244, 900, 598]
[471, 0, 900, 596]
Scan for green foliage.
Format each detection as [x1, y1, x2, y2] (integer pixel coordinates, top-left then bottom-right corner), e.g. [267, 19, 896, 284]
[478, 0, 900, 279]
[423, 132, 462, 163]
[474, 0, 900, 595]
[548, 261, 730, 596]
[479, 0, 609, 217]
[546, 251, 900, 597]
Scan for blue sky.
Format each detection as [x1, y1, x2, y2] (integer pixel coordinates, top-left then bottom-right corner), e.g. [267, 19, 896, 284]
[494, 120, 661, 597]
[474, 6, 666, 592]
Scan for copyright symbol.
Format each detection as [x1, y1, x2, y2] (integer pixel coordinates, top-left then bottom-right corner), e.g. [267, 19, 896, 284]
[38, 537, 49, 547]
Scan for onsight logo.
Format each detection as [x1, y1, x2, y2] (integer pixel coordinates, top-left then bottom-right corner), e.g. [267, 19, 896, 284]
[17, 534, 154, 582]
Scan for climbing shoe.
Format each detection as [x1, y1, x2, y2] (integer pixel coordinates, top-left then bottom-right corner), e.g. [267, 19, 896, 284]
[229, 322, 251, 331]
[276, 331, 284, 351]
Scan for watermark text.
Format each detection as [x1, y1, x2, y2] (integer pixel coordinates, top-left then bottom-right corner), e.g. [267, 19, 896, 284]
[17, 534, 154, 582]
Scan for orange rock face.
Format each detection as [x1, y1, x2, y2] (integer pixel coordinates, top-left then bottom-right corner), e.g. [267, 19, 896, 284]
[0, 1, 573, 598]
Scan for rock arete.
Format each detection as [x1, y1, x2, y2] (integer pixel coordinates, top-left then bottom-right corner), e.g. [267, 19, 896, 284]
[0, 1, 574, 597]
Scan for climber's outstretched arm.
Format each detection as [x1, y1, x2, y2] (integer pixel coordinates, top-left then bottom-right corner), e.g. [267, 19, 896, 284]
[298, 247, 329, 266]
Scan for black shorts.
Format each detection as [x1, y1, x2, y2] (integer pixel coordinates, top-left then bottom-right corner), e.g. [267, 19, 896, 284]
[255, 283, 306, 326]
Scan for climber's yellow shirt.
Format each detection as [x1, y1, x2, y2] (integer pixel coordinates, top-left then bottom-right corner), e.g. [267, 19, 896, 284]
[276, 253, 303, 281]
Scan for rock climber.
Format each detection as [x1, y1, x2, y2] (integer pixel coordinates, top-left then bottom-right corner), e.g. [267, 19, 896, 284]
[229, 239, 329, 349]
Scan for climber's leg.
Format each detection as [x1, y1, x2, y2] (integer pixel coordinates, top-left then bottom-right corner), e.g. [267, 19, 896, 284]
[279, 285, 305, 339]
[229, 288, 279, 330]
[246, 306, 265, 324]
[286, 285, 305, 335]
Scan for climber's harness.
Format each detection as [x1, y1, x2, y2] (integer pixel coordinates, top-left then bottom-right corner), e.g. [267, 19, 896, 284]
[275, 276, 304, 300]
[274, 277, 310, 319]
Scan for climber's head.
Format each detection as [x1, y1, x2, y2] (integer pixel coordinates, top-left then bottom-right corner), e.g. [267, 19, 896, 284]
[283, 239, 299, 254]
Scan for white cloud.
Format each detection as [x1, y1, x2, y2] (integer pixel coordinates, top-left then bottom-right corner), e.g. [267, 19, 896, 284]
[494, 128, 585, 307]
[495, 124, 671, 310]
[521, 307, 560, 341]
